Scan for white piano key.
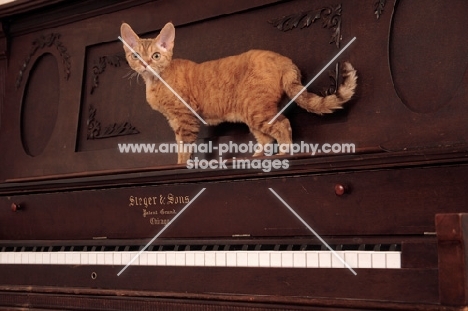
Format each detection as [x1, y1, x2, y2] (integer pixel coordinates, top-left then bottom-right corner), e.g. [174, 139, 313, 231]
[236, 252, 248, 267]
[205, 252, 216, 266]
[318, 252, 332, 268]
[21, 252, 29, 264]
[114, 253, 123, 266]
[293, 252, 306, 268]
[147, 252, 157, 265]
[104, 253, 113, 265]
[372, 252, 387, 268]
[247, 252, 259, 267]
[35, 253, 43, 264]
[80, 253, 88, 265]
[185, 252, 195, 266]
[49, 253, 58, 264]
[28, 252, 36, 264]
[57, 252, 66, 265]
[215, 251, 226, 267]
[344, 251, 358, 268]
[166, 252, 177, 266]
[88, 252, 97, 265]
[281, 251, 294, 268]
[96, 253, 105, 265]
[8, 252, 16, 264]
[139, 253, 148, 266]
[175, 252, 186, 266]
[14, 253, 21, 264]
[42, 253, 50, 264]
[157, 252, 166, 266]
[64, 252, 73, 264]
[27, 253, 34, 264]
[259, 252, 270, 267]
[194, 252, 205, 266]
[131, 252, 140, 264]
[332, 251, 346, 268]
[386, 252, 401, 268]
[270, 252, 281, 267]
[226, 252, 237, 267]
[74, 253, 81, 264]
[358, 252, 372, 268]
[64, 253, 72, 264]
[306, 252, 319, 268]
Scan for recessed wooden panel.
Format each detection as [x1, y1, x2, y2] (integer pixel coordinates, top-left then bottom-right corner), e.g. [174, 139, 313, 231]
[20, 53, 59, 157]
[390, 0, 468, 113]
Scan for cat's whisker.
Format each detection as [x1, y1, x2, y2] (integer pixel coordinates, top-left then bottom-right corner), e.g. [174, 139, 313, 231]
[122, 70, 142, 85]
[122, 70, 135, 79]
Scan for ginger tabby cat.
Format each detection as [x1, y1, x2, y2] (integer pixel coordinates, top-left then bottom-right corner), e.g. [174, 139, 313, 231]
[120, 22, 357, 164]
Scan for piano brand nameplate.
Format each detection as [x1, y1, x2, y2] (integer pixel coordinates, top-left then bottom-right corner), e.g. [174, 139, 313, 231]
[129, 193, 190, 225]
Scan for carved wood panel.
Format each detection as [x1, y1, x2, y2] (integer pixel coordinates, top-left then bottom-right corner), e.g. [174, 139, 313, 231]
[0, 0, 467, 181]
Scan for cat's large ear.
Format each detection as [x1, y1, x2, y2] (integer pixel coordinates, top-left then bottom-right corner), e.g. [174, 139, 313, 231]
[155, 22, 175, 52]
[120, 23, 140, 50]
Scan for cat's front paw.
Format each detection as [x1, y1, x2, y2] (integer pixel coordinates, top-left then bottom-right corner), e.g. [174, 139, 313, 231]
[178, 152, 192, 164]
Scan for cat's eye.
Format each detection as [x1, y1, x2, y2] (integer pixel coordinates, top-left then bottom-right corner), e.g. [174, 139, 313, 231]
[152, 52, 161, 60]
[131, 53, 140, 60]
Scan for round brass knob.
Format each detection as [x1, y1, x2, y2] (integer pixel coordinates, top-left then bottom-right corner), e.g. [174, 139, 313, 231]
[11, 203, 21, 212]
[334, 184, 347, 196]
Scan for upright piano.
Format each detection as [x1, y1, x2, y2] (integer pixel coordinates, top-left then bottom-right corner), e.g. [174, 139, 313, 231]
[1, 0, 468, 310]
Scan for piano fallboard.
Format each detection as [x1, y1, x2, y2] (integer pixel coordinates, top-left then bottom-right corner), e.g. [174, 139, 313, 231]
[2, 162, 468, 241]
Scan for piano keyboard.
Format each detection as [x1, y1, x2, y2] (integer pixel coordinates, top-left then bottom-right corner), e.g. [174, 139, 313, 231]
[0, 249, 401, 269]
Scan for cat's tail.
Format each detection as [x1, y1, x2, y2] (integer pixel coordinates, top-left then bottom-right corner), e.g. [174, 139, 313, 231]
[282, 62, 357, 115]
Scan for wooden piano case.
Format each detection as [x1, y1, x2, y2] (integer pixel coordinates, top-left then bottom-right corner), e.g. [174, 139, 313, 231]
[1, 0, 468, 310]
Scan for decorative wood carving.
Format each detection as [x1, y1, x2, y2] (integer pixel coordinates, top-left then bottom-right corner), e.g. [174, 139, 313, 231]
[269, 4, 342, 48]
[15, 33, 71, 89]
[87, 105, 139, 140]
[321, 62, 340, 96]
[374, 0, 387, 19]
[90, 53, 126, 94]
